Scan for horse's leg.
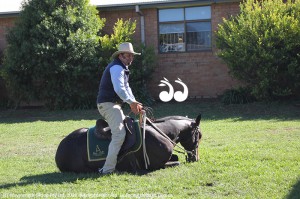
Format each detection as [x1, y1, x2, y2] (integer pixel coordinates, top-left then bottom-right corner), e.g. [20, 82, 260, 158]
[116, 153, 140, 173]
[140, 127, 174, 170]
[169, 154, 179, 161]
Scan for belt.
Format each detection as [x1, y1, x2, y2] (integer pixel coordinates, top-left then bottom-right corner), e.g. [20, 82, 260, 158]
[114, 100, 124, 105]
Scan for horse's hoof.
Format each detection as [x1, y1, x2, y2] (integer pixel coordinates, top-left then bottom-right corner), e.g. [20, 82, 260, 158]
[164, 161, 180, 168]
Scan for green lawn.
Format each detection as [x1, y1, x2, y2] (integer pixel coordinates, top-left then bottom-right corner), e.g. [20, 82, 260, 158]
[0, 100, 299, 199]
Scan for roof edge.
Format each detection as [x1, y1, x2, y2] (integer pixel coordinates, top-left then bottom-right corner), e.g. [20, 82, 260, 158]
[0, 11, 19, 17]
[97, 0, 241, 11]
[0, 0, 241, 15]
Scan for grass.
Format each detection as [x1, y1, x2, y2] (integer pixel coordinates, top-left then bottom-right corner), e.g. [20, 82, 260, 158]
[0, 100, 300, 199]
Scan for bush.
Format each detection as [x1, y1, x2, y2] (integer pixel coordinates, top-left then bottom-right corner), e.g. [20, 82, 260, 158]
[216, 0, 300, 100]
[221, 87, 256, 105]
[0, 49, 12, 109]
[99, 19, 137, 71]
[129, 44, 156, 106]
[2, 0, 104, 109]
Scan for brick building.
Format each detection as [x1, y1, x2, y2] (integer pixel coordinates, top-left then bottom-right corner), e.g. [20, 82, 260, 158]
[0, 0, 241, 100]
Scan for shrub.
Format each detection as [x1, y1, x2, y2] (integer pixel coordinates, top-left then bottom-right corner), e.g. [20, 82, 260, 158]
[99, 19, 137, 71]
[216, 0, 300, 100]
[0, 49, 12, 108]
[129, 44, 156, 106]
[221, 87, 256, 105]
[2, 0, 104, 109]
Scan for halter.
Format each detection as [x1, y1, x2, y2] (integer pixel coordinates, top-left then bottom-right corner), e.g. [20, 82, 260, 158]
[173, 123, 200, 162]
[140, 110, 200, 167]
[179, 123, 200, 150]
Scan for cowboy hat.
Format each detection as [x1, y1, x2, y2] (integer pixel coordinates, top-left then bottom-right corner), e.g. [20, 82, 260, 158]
[112, 42, 141, 58]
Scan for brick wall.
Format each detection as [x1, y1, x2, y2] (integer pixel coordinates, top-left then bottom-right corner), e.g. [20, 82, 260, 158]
[100, 9, 142, 44]
[143, 8, 158, 50]
[100, 8, 158, 48]
[0, 17, 17, 52]
[0, 17, 17, 102]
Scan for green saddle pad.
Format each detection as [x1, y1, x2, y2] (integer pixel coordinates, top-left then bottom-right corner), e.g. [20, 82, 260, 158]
[87, 127, 109, 161]
[87, 120, 142, 162]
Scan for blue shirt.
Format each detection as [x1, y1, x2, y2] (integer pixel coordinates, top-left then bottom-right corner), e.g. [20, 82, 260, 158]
[110, 65, 136, 104]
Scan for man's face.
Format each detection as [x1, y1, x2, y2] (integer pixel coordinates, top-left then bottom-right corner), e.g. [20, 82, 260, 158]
[120, 53, 134, 66]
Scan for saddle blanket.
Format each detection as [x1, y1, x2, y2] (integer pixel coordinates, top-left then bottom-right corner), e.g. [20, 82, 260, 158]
[87, 126, 110, 161]
[87, 119, 143, 162]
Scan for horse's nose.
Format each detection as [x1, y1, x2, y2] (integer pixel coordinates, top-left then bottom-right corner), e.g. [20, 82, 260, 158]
[191, 149, 199, 162]
[187, 151, 199, 162]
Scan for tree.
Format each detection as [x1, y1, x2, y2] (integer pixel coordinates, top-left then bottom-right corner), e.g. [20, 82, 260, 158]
[2, 0, 105, 109]
[216, 0, 300, 100]
[99, 19, 137, 70]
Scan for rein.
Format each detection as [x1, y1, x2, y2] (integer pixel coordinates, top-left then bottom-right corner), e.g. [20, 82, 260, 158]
[141, 111, 150, 169]
[142, 113, 197, 162]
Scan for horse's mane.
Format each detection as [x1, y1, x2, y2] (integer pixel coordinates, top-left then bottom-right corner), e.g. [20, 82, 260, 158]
[153, 116, 193, 123]
[142, 107, 194, 123]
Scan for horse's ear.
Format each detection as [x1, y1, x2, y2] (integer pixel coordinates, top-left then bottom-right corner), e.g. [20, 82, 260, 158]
[195, 114, 201, 126]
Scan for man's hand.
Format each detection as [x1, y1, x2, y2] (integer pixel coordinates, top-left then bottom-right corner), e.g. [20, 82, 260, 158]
[130, 101, 143, 114]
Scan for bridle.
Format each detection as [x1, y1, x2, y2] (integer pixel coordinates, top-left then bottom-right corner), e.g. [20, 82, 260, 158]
[174, 123, 201, 162]
[142, 112, 201, 163]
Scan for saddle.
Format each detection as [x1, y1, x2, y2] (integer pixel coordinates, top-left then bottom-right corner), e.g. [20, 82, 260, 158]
[88, 117, 142, 160]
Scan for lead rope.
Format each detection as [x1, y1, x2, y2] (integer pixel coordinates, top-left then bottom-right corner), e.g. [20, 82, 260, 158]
[145, 117, 192, 160]
[141, 111, 150, 169]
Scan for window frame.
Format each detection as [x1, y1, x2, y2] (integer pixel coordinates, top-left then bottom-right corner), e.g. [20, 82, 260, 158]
[158, 6, 212, 53]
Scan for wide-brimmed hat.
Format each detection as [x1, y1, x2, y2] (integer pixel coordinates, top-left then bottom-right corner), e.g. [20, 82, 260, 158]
[112, 42, 141, 58]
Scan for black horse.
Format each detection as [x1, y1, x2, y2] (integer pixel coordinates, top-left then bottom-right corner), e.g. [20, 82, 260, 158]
[55, 114, 202, 173]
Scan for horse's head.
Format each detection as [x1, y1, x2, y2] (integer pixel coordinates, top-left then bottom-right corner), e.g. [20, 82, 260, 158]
[178, 114, 202, 162]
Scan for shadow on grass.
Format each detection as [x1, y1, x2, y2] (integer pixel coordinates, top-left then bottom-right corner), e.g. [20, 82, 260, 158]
[148, 100, 300, 122]
[1, 100, 300, 124]
[0, 170, 152, 190]
[0, 172, 98, 190]
[0, 109, 101, 124]
[286, 178, 300, 199]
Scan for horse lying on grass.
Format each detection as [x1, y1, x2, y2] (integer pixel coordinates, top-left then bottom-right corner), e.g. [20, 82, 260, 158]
[55, 114, 202, 173]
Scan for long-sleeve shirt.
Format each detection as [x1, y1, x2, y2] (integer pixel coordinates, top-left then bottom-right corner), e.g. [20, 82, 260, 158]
[97, 58, 136, 105]
[110, 65, 136, 104]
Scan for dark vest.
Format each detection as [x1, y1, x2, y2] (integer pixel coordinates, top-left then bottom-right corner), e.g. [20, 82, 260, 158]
[97, 58, 129, 104]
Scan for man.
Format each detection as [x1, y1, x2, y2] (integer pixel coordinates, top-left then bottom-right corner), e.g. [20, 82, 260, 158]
[97, 42, 143, 175]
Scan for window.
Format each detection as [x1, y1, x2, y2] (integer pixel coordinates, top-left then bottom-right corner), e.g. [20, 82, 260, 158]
[159, 6, 211, 53]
